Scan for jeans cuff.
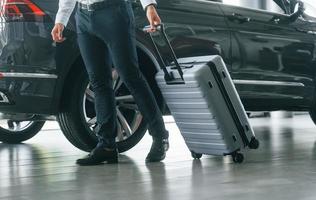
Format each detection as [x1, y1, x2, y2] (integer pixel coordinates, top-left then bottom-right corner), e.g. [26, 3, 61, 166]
[152, 130, 169, 140]
[97, 138, 117, 149]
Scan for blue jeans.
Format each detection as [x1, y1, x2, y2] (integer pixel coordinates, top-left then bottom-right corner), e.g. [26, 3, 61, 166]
[75, 0, 168, 149]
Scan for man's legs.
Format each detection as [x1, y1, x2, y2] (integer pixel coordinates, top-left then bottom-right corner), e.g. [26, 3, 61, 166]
[77, 33, 117, 148]
[75, 9, 118, 165]
[92, 0, 169, 162]
[75, 0, 169, 165]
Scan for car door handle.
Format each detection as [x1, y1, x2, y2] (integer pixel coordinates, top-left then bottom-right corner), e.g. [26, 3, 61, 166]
[229, 13, 251, 23]
[307, 31, 316, 35]
[295, 28, 316, 35]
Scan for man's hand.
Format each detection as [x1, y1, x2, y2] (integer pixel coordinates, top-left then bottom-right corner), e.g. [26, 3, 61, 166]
[146, 5, 161, 32]
[51, 23, 66, 43]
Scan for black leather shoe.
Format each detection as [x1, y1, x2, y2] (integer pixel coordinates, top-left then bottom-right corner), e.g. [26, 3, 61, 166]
[76, 147, 118, 166]
[145, 138, 169, 163]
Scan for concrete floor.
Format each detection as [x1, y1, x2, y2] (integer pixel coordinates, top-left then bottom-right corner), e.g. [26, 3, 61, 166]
[1, 113, 316, 200]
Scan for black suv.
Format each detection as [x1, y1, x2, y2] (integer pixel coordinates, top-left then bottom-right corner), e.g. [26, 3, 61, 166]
[0, 0, 315, 152]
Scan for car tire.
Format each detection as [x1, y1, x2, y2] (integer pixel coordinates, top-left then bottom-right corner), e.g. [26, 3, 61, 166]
[0, 120, 45, 143]
[57, 67, 153, 153]
[309, 93, 316, 125]
[309, 108, 316, 125]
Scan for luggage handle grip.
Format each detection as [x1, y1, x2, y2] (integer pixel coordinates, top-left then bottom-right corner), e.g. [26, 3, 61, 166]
[143, 24, 184, 83]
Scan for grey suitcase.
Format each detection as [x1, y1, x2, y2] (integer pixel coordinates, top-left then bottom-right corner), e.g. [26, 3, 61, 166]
[145, 24, 259, 163]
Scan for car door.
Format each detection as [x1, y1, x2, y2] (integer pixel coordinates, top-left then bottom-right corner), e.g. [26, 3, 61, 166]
[134, 0, 232, 71]
[220, 1, 316, 111]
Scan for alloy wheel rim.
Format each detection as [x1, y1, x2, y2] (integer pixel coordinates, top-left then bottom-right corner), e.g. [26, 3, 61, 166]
[0, 120, 34, 132]
[82, 69, 143, 142]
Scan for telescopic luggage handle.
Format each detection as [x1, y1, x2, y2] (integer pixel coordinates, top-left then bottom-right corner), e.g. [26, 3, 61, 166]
[143, 24, 184, 83]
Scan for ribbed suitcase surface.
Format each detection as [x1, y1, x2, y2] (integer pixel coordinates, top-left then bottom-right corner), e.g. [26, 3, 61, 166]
[157, 76, 228, 154]
[156, 56, 259, 161]
[146, 24, 259, 162]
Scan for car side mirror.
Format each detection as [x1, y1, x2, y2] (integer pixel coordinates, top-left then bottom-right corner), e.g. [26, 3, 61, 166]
[271, 1, 305, 25]
[289, 1, 305, 22]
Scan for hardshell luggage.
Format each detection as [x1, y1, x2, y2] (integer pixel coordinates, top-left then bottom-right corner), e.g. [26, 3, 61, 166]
[145, 24, 259, 163]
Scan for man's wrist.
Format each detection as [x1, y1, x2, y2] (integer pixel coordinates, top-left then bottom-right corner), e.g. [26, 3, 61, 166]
[55, 21, 67, 27]
[55, 22, 65, 26]
[145, 3, 156, 12]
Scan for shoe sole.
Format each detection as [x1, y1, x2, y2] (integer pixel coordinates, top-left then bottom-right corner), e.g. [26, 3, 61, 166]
[76, 158, 118, 166]
[145, 155, 166, 163]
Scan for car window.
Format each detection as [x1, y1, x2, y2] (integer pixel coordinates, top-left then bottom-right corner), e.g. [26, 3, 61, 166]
[222, 0, 285, 14]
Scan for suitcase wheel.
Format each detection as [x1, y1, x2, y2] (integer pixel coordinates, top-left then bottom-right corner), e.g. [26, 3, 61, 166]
[190, 151, 203, 159]
[232, 153, 244, 163]
[249, 137, 260, 149]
